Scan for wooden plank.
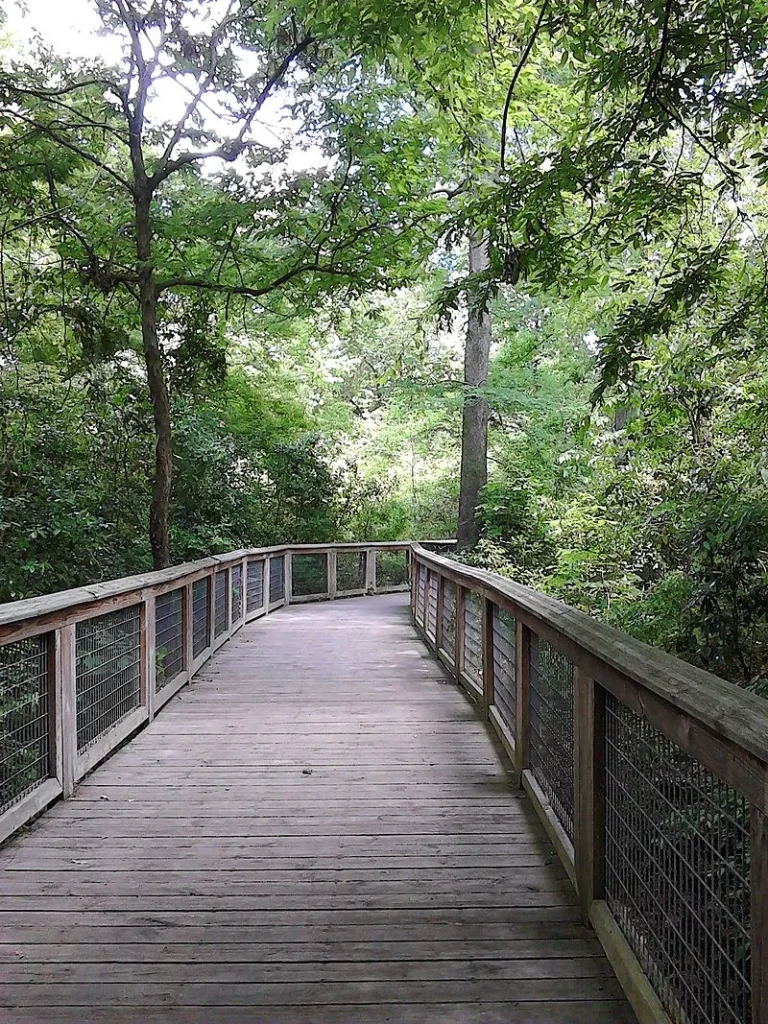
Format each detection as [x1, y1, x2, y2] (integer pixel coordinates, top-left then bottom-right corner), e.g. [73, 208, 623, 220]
[573, 671, 605, 923]
[0, 592, 634, 1022]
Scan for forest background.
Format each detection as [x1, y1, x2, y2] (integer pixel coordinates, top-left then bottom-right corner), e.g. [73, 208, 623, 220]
[1, 0, 768, 696]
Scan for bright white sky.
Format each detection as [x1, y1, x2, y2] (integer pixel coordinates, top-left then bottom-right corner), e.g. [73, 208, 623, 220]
[5, 0, 325, 174]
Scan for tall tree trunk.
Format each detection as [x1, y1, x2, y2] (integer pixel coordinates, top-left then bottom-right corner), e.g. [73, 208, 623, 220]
[457, 230, 491, 550]
[135, 191, 173, 569]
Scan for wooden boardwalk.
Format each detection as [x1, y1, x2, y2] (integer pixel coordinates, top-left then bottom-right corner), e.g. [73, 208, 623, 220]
[0, 593, 635, 1023]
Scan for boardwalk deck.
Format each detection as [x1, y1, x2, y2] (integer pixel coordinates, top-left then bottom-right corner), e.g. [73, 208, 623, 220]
[0, 593, 635, 1023]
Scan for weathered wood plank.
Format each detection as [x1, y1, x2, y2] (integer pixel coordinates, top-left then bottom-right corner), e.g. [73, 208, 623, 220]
[0, 593, 634, 1022]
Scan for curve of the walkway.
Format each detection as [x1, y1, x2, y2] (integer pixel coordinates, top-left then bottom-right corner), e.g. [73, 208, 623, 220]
[0, 593, 635, 1023]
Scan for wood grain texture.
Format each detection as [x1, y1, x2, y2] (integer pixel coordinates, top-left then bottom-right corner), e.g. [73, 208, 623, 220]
[0, 593, 635, 1023]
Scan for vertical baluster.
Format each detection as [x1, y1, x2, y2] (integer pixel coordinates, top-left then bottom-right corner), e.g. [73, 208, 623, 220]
[482, 597, 494, 712]
[574, 669, 605, 923]
[435, 574, 445, 652]
[515, 621, 531, 782]
[455, 586, 466, 683]
[57, 624, 77, 798]
[143, 593, 156, 721]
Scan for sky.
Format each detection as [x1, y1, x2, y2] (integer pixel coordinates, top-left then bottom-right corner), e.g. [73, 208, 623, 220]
[5, 0, 326, 176]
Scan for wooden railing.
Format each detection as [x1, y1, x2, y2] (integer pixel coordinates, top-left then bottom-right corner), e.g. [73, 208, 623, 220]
[409, 543, 768, 1024]
[0, 541, 429, 845]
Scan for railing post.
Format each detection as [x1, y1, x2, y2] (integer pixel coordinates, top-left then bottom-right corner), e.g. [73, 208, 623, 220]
[422, 568, 431, 631]
[482, 597, 494, 711]
[284, 552, 292, 605]
[435, 574, 445, 651]
[365, 548, 376, 594]
[514, 620, 531, 780]
[574, 669, 605, 924]
[142, 593, 156, 721]
[328, 550, 337, 600]
[240, 556, 248, 625]
[410, 554, 418, 614]
[184, 581, 193, 673]
[56, 624, 77, 798]
[752, 807, 768, 1024]
[455, 585, 465, 679]
[263, 556, 271, 612]
[208, 568, 216, 642]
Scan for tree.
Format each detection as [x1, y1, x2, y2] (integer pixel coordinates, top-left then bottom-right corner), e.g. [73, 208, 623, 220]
[0, 0, 451, 567]
[457, 230, 491, 547]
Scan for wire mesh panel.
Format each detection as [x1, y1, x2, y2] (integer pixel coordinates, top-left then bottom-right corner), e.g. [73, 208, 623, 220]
[416, 564, 426, 624]
[529, 634, 575, 840]
[605, 694, 751, 1024]
[292, 553, 328, 598]
[426, 572, 438, 640]
[462, 591, 483, 685]
[269, 556, 285, 604]
[492, 605, 516, 734]
[0, 636, 51, 815]
[336, 551, 366, 593]
[376, 549, 409, 588]
[440, 580, 456, 658]
[214, 570, 229, 639]
[246, 560, 264, 612]
[192, 577, 211, 659]
[75, 607, 141, 751]
[155, 589, 184, 689]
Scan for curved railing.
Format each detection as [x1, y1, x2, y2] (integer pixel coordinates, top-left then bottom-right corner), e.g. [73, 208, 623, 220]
[409, 543, 768, 1024]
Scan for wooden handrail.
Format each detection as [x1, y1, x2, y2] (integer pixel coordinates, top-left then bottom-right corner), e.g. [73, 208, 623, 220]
[409, 543, 768, 1024]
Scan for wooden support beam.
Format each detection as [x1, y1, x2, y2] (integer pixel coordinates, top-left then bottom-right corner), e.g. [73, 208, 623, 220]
[455, 586, 466, 679]
[482, 597, 494, 711]
[365, 548, 376, 594]
[56, 624, 77, 798]
[435, 574, 445, 652]
[328, 551, 337, 600]
[183, 582, 193, 674]
[142, 594, 156, 722]
[574, 670, 605, 923]
[284, 553, 292, 605]
[515, 621, 531, 780]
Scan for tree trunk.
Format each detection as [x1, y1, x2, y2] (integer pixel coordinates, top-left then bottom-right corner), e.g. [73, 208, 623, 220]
[457, 230, 492, 550]
[135, 191, 173, 569]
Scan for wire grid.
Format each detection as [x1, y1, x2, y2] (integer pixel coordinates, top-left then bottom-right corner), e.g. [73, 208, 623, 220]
[462, 591, 483, 684]
[416, 564, 426, 625]
[492, 605, 516, 734]
[231, 565, 243, 622]
[292, 554, 328, 598]
[337, 551, 366, 593]
[0, 636, 51, 815]
[246, 560, 264, 612]
[155, 589, 184, 689]
[214, 570, 229, 638]
[75, 607, 141, 752]
[269, 556, 285, 604]
[426, 572, 438, 640]
[192, 577, 211, 658]
[529, 633, 575, 840]
[376, 549, 409, 588]
[605, 693, 751, 1024]
[440, 580, 456, 658]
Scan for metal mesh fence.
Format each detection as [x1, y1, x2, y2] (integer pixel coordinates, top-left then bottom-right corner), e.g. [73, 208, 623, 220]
[292, 554, 328, 598]
[529, 633, 574, 840]
[246, 560, 264, 612]
[462, 591, 483, 685]
[269, 556, 285, 604]
[426, 572, 438, 639]
[231, 565, 243, 622]
[376, 549, 409, 588]
[192, 577, 210, 658]
[214, 570, 229, 638]
[440, 579, 456, 658]
[605, 693, 751, 1024]
[336, 551, 366, 593]
[75, 607, 141, 751]
[416, 564, 426, 624]
[155, 589, 184, 689]
[492, 605, 516, 734]
[0, 636, 51, 815]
